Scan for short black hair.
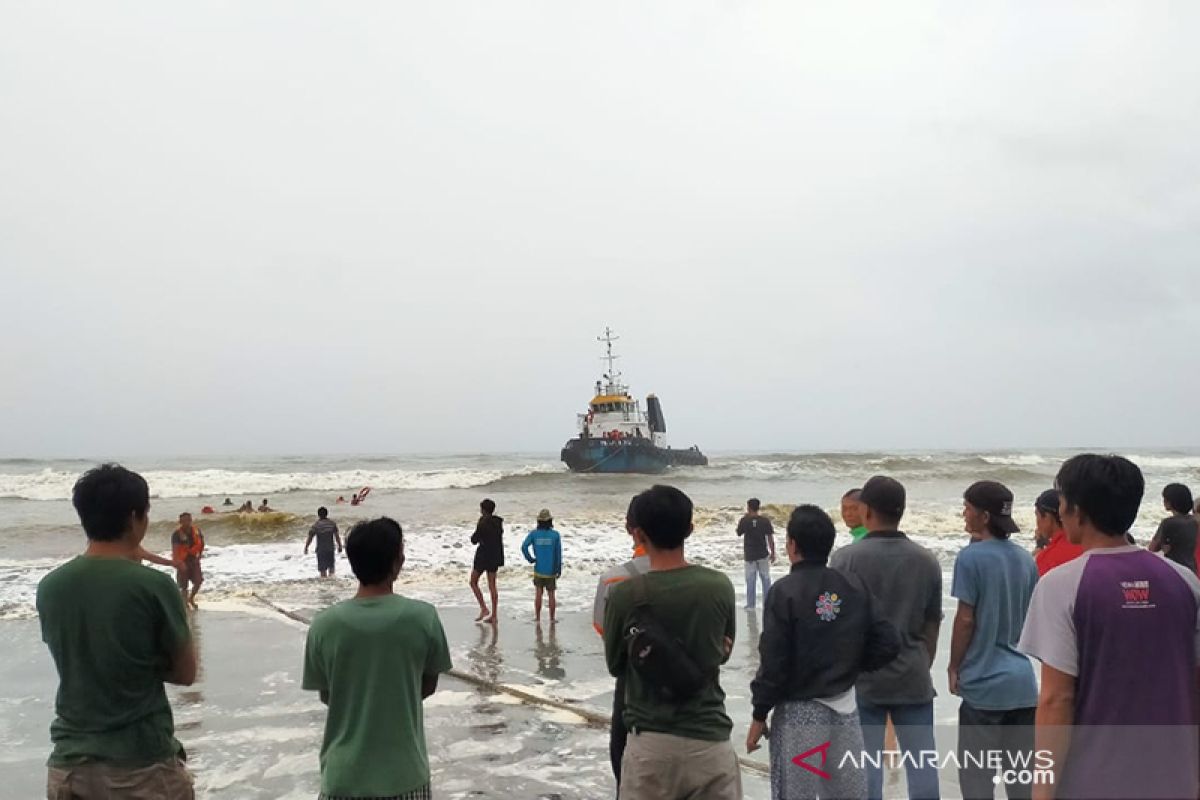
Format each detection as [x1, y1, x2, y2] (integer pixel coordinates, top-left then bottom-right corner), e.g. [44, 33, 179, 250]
[1055, 454, 1144, 537]
[747, 498, 761, 512]
[842, 488, 862, 500]
[630, 485, 693, 550]
[787, 505, 836, 563]
[1163, 484, 1195, 516]
[346, 517, 404, 585]
[72, 464, 150, 542]
[537, 517, 554, 529]
[1035, 489, 1061, 524]
[317, 506, 328, 518]
[480, 498, 496, 515]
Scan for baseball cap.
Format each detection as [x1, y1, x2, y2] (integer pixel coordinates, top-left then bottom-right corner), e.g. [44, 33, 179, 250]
[1035, 489, 1060, 516]
[537, 508, 552, 523]
[859, 476, 906, 520]
[964, 481, 1020, 533]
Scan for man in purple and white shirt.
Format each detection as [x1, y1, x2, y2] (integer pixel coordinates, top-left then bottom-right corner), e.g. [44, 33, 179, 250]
[1019, 454, 1200, 800]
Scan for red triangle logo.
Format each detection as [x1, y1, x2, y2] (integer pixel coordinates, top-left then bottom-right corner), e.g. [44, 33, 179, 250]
[792, 740, 833, 779]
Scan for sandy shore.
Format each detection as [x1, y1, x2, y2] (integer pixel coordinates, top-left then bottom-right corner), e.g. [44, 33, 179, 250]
[0, 580, 966, 799]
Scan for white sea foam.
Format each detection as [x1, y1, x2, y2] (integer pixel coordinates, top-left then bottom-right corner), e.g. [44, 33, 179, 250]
[0, 464, 564, 501]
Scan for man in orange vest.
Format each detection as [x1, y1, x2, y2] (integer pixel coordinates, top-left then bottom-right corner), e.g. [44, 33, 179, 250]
[171, 512, 205, 609]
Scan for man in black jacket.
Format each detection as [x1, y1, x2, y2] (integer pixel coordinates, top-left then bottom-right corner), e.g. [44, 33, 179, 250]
[747, 504, 899, 800]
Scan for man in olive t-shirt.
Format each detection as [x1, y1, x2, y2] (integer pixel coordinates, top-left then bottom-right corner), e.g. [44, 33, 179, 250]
[303, 517, 452, 800]
[37, 464, 197, 798]
[603, 485, 740, 800]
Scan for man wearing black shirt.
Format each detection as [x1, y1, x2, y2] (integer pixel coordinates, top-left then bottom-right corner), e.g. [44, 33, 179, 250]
[736, 498, 775, 610]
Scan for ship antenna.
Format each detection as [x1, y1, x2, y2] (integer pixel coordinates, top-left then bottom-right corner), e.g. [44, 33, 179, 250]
[598, 326, 622, 394]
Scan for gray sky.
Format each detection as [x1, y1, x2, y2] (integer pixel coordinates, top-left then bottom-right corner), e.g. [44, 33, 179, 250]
[2, 1, 1198, 457]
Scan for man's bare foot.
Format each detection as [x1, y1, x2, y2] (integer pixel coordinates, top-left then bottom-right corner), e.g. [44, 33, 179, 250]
[484, 615, 497, 625]
[188, 599, 199, 610]
[475, 608, 489, 622]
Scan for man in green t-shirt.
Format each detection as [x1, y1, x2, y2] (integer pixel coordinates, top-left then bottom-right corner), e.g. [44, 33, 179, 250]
[37, 463, 197, 798]
[603, 485, 740, 800]
[303, 517, 453, 800]
[841, 487, 869, 542]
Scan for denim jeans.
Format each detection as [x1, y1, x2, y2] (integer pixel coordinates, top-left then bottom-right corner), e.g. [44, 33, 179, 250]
[744, 558, 772, 609]
[858, 700, 940, 800]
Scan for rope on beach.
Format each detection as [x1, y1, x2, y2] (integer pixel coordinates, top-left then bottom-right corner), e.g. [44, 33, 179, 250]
[249, 593, 771, 777]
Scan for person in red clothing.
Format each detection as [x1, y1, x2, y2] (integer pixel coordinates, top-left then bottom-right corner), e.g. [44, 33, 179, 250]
[1032, 489, 1083, 576]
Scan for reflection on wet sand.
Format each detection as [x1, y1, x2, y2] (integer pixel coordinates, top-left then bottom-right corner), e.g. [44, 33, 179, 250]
[177, 607, 206, 712]
[534, 623, 565, 681]
[744, 608, 760, 665]
[467, 622, 502, 686]
[465, 623, 508, 734]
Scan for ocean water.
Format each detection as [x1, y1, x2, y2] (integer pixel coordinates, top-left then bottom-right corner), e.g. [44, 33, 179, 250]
[2, 449, 1199, 619]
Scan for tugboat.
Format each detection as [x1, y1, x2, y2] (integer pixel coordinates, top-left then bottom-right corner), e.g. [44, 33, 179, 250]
[560, 328, 708, 474]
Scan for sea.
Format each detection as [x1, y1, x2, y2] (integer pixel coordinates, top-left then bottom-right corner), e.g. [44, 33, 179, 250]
[3, 449, 1198, 619]
[2, 449, 1198, 798]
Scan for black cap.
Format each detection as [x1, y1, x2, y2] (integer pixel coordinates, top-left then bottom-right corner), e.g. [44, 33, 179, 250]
[965, 481, 1019, 533]
[859, 475, 906, 520]
[1035, 489, 1060, 516]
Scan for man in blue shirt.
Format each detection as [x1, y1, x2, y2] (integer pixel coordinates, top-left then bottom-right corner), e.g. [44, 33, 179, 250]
[948, 481, 1039, 800]
[521, 508, 562, 623]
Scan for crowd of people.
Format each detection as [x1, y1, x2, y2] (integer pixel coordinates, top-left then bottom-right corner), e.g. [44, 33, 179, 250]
[31, 455, 1200, 800]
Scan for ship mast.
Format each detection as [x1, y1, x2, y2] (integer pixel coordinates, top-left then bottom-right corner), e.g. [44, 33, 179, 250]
[598, 327, 625, 396]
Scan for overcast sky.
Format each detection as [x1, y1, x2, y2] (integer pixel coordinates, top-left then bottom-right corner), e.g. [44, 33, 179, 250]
[2, 1, 1197, 458]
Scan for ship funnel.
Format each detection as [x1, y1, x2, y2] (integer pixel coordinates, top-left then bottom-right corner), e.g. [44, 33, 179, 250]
[646, 394, 667, 433]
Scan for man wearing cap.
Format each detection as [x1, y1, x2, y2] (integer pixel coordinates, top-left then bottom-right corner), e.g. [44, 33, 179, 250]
[521, 509, 562, 623]
[830, 475, 942, 800]
[949, 481, 1039, 799]
[1032, 489, 1082, 576]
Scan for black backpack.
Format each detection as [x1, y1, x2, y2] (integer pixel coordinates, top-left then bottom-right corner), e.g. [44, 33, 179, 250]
[622, 569, 709, 702]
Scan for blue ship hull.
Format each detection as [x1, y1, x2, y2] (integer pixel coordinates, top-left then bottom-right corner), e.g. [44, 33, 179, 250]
[560, 438, 670, 474]
[560, 438, 708, 474]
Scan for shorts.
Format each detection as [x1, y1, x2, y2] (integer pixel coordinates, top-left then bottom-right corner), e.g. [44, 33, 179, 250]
[175, 558, 202, 589]
[533, 575, 557, 591]
[48, 759, 195, 800]
[319, 785, 430, 800]
[316, 550, 336, 573]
